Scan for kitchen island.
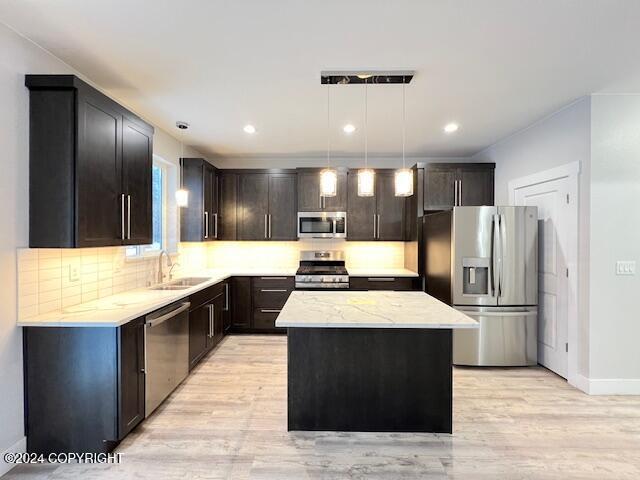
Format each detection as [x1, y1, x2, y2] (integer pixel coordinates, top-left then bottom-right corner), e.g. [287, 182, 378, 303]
[275, 291, 478, 433]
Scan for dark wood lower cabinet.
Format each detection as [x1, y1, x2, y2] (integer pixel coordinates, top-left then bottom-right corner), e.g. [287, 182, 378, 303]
[24, 319, 145, 454]
[349, 277, 418, 291]
[230, 276, 293, 333]
[188, 282, 227, 369]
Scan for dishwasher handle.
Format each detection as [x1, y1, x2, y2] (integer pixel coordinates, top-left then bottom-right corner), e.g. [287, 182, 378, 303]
[145, 302, 191, 327]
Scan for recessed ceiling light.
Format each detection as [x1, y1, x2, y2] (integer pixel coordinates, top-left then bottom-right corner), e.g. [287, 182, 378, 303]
[444, 122, 459, 134]
[243, 124, 256, 134]
[343, 124, 356, 134]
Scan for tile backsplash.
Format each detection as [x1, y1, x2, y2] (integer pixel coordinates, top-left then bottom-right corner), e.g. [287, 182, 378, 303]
[17, 239, 406, 319]
[17, 247, 188, 319]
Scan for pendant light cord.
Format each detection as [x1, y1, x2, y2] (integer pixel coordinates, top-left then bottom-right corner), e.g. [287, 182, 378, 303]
[326, 81, 330, 168]
[402, 77, 406, 169]
[364, 79, 368, 168]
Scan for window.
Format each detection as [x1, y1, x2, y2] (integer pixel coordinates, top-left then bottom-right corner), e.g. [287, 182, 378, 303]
[126, 158, 174, 258]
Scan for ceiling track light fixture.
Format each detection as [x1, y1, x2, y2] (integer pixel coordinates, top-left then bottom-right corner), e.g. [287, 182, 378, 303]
[320, 81, 337, 197]
[175, 121, 190, 208]
[395, 78, 413, 197]
[358, 78, 375, 197]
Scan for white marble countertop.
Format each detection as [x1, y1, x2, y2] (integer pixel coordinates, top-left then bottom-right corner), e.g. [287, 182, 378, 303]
[17, 268, 297, 328]
[275, 291, 478, 329]
[347, 268, 419, 277]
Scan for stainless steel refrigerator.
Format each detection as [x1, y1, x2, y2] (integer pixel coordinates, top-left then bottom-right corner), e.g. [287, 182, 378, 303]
[423, 206, 538, 366]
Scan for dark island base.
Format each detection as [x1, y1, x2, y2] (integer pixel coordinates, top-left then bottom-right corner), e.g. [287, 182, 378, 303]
[287, 327, 453, 433]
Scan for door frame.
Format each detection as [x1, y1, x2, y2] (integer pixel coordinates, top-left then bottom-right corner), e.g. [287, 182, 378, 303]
[508, 161, 580, 387]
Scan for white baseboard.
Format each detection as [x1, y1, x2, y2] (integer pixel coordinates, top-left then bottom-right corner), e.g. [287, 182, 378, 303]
[570, 375, 640, 395]
[587, 378, 640, 395]
[1, 436, 26, 477]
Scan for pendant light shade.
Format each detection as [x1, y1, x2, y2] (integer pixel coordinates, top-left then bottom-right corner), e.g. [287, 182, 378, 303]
[357, 168, 375, 197]
[357, 79, 374, 197]
[175, 188, 189, 207]
[394, 168, 413, 197]
[320, 82, 337, 197]
[320, 168, 337, 197]
[395, 78, 414, 197]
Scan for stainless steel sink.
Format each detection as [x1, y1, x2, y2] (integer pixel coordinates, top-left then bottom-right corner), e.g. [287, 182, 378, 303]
[149, 277, 210, 291]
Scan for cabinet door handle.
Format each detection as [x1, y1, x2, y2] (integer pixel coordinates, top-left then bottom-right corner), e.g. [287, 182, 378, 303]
[458, 180, 462, 206]
[260, 309, 281, 313]
[268, 214, 272, 239]
[213, 213, 218, 239]
[368, 277, 395, 282]
[208, 304, 214, 337]
[224, 283, 229, 311]
[204, 211, 209, 239]
[264, 214, 268, 239]
[373, 214, 377, 238]
[260, 289, 287, 292]
[127, 195, 131, 240]
[454, 180, 458, 206]
[260, 276, 287, 280]
[120, 194, 126, 240]
[377, 214, 381, 239]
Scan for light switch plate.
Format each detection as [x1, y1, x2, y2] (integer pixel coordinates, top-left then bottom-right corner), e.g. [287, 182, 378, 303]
[68, 264, 80, 282]
[616, 261, 636, 276]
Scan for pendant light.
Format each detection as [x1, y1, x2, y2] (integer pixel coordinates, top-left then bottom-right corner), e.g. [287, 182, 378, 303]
[320, 82, 337, 197]
[395, 78, 413, 197]
[175, 121, 189, 207]
[357, 78, 375, 197]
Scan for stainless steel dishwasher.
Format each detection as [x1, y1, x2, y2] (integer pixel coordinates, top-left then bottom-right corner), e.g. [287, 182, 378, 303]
[144, 301, 190, 417]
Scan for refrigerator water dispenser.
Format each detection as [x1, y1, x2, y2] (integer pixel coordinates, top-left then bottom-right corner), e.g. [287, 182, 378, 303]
[462, 257, 490, 295]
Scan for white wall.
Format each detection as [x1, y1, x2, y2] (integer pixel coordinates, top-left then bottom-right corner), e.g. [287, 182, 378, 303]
[0, 22, 207, 473]
[472, 98, 592, 380]
[589, 94, 640, 384]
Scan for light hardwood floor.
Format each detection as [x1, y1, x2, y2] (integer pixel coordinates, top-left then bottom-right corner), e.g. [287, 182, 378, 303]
[6, 334, 640, 479]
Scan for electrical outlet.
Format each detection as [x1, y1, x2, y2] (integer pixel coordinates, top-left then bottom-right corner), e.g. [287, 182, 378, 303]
[616, 261, 636, 276]
[68, 264, 80, 282]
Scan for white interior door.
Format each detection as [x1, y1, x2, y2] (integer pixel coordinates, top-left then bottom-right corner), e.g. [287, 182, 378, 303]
[514, 177, 570, 378]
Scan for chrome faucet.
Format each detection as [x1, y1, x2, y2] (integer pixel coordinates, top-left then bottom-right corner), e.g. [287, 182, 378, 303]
[157, 250, 173, 284]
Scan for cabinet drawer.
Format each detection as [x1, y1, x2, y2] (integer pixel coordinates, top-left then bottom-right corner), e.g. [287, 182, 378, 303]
[253, 287, 292, 309]
[190, 281, 226, 310]
[253, 308, 284, 330]
[252, 276, 294, 290]
[349, 277, 416, 291]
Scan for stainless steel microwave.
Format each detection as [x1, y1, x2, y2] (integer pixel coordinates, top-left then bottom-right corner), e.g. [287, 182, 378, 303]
[297, 212, 347, 238]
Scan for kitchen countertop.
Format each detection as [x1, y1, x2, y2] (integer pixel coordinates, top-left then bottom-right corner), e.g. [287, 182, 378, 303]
[275, 291, 478, 329]
[17, 267, 420, 328]
[17, 268, 297, 328]
[347, 268, 419, 277]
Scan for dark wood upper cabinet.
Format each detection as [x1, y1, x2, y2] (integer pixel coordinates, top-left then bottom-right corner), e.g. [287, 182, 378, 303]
[423, 163, 495, 211]
[238, 171, 297, 240]
[26, 74, 153, 248]
[346, 170, 405, 241]
[297, 169, 347, 212]
[238, 173, 270, 240]
[268, 174, 297, 240]
[346, 172, 376, 240]
[179, 158, 219, 242]
[122, 117, 153, 245]
[459, 166, 495, 207]
[376, 172, 405, 241]
[218, 172, 238, 240]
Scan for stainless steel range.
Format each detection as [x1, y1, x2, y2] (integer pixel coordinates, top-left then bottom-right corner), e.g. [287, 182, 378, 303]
[295, 250, 349, 289]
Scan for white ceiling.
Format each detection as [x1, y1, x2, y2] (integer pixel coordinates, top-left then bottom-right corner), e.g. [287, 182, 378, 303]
[2, 0, 640, 159]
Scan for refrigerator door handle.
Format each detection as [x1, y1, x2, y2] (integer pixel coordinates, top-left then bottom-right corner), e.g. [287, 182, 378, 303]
[490, 214, 496, 297]
[492, 213, 501, 298]
[499, 213, 507, 298]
